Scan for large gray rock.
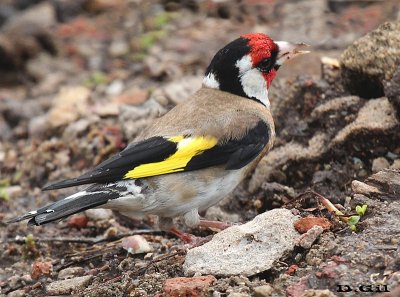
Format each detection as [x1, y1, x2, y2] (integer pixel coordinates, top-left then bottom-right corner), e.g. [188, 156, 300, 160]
[384, 66, 400, 119]
[341, 21, 400, 98]
[183, 209, 299, 276]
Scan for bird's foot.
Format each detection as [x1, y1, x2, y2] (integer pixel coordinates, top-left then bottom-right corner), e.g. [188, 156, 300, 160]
[169, 227, 213, 248]
[198, 219, 233, 230]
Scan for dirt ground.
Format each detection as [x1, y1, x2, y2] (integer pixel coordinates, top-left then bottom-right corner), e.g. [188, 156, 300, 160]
[0, 0, 400, 296]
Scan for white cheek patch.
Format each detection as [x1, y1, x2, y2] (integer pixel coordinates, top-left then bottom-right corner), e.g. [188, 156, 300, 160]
[202, 72, 220, 89]
[236, 55, 270, 108]
[235, 54, 253, 72]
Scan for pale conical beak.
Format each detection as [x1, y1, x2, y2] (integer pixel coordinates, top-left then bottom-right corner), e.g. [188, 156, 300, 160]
[275, 41, 310, 66]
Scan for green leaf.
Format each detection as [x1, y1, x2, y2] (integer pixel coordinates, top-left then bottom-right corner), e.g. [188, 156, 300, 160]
[347, 215, 360, 226]
[0, 187, 10, 201]
[356, 204, 368, 216]
[350, 224, 357, 231]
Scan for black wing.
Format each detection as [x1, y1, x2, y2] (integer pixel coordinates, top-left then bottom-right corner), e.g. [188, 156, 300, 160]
[43, 121, 270, 190]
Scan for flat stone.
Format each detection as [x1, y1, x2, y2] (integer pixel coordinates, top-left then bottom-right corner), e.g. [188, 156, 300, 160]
[183, 209, 299, 276]
[58, 267, 85, 280]
[253, 284, 274, 297]
[46, 275, 93, 295]
[164, 276, 216, 297]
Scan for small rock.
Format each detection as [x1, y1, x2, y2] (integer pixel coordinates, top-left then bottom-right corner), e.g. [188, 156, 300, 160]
[67, 214, 88, 229]
[58, 267, 85, 280]
[372, 157, 390, 173]
[85, 209, 113, 221]
[28, 115, 49, 138]
[390, 159, 400, 170]
[113, 87, 149, 105]
[46, 275, 93, 295]
[6, 289, 25, 297]
[294, 217, 332, 234]
[104, 226, 119, 239]
[106, 80, 124, 96]
[253, 284, 274, 297]
[228, 292, 249, 297]
[93, 102, 119, 117]
[286, 264, 299, 275]
[84, 0, 126, 12]
[48, 86, 90, 128]
[340, 21, 400, 98]
[63, 119, 91, 140]
[300, 289, 337, 297]
[109, 40, 129, 57]
[286, 277, 309, 297]
[163, 276, 216, 297]
[3, 3, 56, 33]
[295, 226, 324, 249]
[183, 209, 299, 276]
[121, 235, 153, 254]
[31, 261, 53, 279]
[205, 205, 240, 224]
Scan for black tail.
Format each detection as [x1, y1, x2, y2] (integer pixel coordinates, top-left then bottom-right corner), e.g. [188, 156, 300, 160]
[7, 185, 119, 226]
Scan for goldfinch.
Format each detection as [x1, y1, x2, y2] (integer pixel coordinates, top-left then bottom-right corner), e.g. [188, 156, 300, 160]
[8, 33, 308, 236]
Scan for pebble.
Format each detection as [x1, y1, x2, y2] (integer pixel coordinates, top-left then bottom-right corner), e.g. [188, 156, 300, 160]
[48, 86, 90, 128]
[109, 40, 129, 57]
[121, 235, 153, 254]
[300, 289, 338, 297]
[85, 209, 114, 221]
[294, 217, 331, 233]
[390, 159, 400, 169]
[106, 80, 125, 96]
[164, 276, 216, 297]
[295, 226, 324, 249]
[372, 157, 390, 173]
[6, 290, 25, 297]
[46, 275, 93, 295]
[183, 209, 299, 276]
[253, 284, 274, 297]
[58, 267, 85, 280]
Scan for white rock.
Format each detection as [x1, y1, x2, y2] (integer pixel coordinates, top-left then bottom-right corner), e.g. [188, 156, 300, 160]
[106, 80, 125, 96]
[183, 209, 299, 276]
[85, 209, 113, 221]
[121, 235, 153, 254]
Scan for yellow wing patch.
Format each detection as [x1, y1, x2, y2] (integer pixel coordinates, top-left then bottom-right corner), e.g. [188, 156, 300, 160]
[123, 136, 218, 179]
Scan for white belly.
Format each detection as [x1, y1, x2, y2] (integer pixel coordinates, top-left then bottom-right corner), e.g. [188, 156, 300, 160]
[104, 169, 244, 220]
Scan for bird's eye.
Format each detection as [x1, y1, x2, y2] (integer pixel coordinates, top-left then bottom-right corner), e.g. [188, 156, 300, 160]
[257, 58, 273, 72]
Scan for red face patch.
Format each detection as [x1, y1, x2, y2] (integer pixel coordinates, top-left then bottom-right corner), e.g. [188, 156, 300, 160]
[241, 33, 278, 88]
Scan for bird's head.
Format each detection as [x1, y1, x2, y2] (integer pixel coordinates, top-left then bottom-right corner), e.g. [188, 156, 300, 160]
[203, 33, 309, 108]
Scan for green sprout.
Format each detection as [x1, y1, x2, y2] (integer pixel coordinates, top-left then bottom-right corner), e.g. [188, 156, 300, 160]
[22, 233, 39, 258]
[348, 204, 368, 231]
[0, 179, 10, 201]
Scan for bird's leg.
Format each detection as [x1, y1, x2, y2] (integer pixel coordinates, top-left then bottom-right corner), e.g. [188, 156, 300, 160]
[198, 219, 233, 230]
[169, 227, 213, 247]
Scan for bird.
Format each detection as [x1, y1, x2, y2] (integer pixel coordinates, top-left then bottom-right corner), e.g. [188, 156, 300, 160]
[7, 33, 308, 242]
